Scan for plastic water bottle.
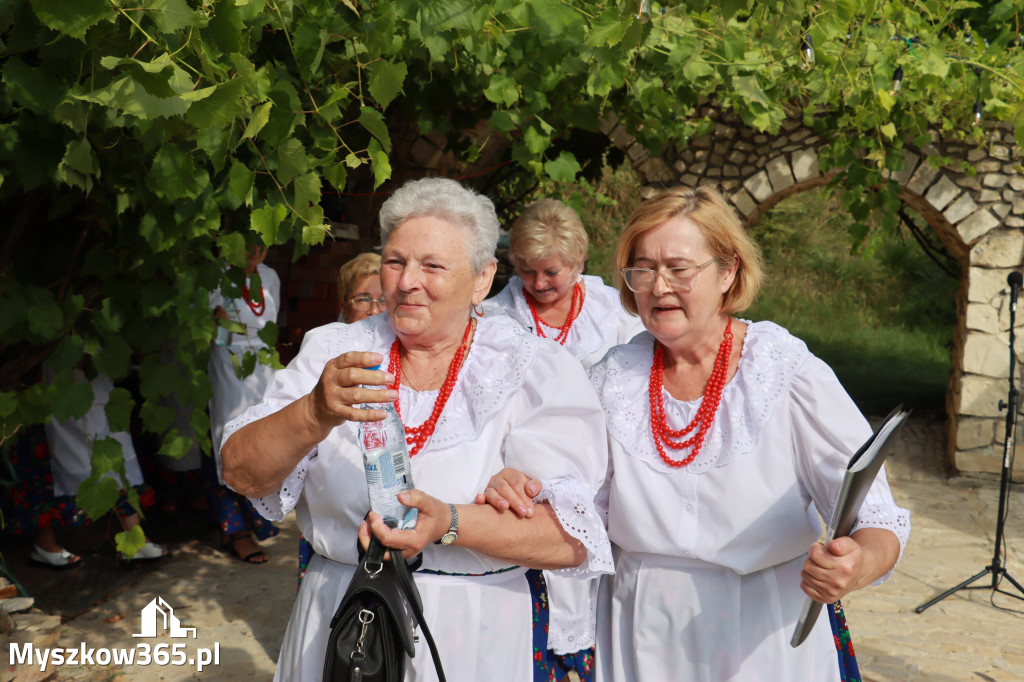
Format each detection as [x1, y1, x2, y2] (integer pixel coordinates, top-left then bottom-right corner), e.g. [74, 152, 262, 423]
[358, 367, 418, 530]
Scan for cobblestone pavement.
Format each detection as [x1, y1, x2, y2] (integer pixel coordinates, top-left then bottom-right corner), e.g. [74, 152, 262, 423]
[845, 448, 1024, 682]
[7, 426, 1023, 681]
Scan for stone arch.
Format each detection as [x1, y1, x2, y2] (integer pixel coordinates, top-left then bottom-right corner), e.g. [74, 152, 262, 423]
[602, 107, 1024, 476]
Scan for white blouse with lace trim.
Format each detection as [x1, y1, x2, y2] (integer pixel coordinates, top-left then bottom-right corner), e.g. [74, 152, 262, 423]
[590, 320, 910, 580]
[223, 313, 614, 577]
[481, 274, 644, 369]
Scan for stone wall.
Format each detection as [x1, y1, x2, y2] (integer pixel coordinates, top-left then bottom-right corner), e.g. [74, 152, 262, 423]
[603, 108, 1024, 476]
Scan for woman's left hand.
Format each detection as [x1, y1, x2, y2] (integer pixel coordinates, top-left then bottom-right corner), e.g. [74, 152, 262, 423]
[802, 527, 902, 604]
[358, 489, 450, 558]
[799, 536, 865, 603]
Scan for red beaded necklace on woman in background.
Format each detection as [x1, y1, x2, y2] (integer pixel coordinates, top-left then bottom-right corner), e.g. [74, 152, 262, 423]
[387, 318, 475, 456]
[649, 317, 733, 468]
[524, 280, 583, 346]
[240, 265, 265, 317]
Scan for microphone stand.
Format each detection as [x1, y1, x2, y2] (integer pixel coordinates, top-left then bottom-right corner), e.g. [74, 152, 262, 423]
[916, 270, 1024, 612]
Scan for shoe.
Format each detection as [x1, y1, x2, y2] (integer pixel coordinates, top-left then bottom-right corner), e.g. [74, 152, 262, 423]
[222, 531, 268, 564]
[120, 541, 168, 562]
[30, 544, 81, 570]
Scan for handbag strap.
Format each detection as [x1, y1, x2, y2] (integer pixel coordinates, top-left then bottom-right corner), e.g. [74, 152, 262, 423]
[370, 537, 447, 682]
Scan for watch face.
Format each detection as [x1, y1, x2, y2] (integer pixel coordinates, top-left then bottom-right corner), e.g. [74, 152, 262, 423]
[440, 532, 457, 545]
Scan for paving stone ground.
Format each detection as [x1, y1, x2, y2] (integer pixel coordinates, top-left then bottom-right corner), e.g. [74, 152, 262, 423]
[5, 421, 1024, 681]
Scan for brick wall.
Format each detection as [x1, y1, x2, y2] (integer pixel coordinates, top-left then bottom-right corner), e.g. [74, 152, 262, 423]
[265, 239, 363, 364]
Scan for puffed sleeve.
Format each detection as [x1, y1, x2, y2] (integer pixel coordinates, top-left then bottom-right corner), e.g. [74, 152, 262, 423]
[222, 324, 341, 521]
[790, 355, 912, 583]
[501, 342, 614, 577]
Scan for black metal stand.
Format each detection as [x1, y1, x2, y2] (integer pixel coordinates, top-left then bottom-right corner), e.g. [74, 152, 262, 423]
[916, 271, 1024, 613]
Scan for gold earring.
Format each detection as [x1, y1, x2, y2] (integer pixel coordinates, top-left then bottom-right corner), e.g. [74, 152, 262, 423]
[473, 303, 485, 317]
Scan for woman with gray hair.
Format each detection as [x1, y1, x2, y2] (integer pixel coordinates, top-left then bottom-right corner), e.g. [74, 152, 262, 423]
[221, 177, 613, 682]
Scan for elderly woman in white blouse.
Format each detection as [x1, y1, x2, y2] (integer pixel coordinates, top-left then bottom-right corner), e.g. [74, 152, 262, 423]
[221, 177, 612, 682]
[481, 198, 643, 681]
[488, 186, 910, 681]
[482, 198, 643, 369]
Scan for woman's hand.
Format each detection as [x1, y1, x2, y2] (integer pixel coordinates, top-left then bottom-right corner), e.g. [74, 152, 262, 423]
[359, 489, 450, 558]
[473, 467, 543, 518]
[800, 527, 899, 603]
[306, 351, 397, 430]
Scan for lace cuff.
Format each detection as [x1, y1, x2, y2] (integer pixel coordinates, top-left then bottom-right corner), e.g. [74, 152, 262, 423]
[851, 503, 911, 584]
[222, 400, 314, 522]
[534, 478, 614, 578]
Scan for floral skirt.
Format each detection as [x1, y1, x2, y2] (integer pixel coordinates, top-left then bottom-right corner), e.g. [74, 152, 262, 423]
[526, 569, 595, 682]
[201, 450, 278, 541]
[831, 600, 861, 681]
[0, 425, 154, 535]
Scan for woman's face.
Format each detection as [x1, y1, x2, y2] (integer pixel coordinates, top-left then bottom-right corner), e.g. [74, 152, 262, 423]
[342, 273, 384, 323]
[631, 215, 736, 350]
[382, 216, 495, 348]
[517, 255, 580, 306]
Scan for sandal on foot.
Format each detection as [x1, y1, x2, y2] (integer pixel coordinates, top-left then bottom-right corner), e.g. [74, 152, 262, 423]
[30, 544, 81, 570]
[223, 532, 268, 564]
[120, 541, 168, 563]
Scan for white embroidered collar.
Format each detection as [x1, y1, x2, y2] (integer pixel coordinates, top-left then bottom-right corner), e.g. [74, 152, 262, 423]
[333, 313, 538, 454]
[501, 274, 623, 362]
[590, 320, 810, 473]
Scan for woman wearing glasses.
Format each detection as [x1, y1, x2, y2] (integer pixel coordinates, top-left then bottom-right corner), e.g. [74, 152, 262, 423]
[337, 252, 385, 323]
[487, 186, 910, 680]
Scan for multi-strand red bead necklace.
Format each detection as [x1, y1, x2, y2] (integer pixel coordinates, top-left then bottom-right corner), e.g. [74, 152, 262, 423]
[241, 281, 265, 316]
[524, 281, 582, 346]
[649, 317, 733, 468]
[387, 319, 474, 455]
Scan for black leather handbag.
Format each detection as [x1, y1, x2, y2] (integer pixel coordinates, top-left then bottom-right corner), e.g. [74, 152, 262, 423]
[322, 536, 446, 682]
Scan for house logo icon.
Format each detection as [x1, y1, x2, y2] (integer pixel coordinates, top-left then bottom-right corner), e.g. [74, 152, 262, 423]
[132, 597, 197, 638]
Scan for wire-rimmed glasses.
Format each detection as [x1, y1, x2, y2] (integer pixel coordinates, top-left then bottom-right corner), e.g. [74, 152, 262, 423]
[348, 294, 386, 312]
[620, 258, 719, 293]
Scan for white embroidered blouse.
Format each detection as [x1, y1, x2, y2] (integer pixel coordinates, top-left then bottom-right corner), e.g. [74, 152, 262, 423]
[482, 274, 645, 370]
[590, 320, 911, 574]
[224, 313, 614, 577]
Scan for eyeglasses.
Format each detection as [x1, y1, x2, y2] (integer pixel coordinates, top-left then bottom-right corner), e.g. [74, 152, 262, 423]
[621, 258, 719, 293]
[348, 294, 387, 311]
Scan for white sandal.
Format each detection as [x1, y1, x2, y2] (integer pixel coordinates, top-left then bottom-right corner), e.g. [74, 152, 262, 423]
[30, 544, 81, 570]
[120, 541, 168, 562]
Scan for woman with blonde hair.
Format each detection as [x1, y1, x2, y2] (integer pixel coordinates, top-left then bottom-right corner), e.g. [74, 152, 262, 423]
[483, 185, 909, 681]
[336, 251, 384, 322]
[481, 198, 642, 681]
[483, 198, 642, 369]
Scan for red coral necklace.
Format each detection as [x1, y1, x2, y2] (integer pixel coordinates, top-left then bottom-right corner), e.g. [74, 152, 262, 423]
[388, 319, 474, 456]
[524, 280, 582, 345]
[241, 278, 265, 317]
[649, 317, 733, 468]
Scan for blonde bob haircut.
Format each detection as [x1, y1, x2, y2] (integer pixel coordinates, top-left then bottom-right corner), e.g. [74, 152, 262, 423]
[614, 185, 763, 315]
[337, 252, 382, 302]
[509, 199, 589, 273]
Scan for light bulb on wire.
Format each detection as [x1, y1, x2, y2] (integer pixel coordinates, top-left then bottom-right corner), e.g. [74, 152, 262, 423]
[892, 65, 903, 93]
[973, 101, 983, 126]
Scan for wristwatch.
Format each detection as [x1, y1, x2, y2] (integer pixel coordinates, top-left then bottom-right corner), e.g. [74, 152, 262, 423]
[439, 503, 458, 545]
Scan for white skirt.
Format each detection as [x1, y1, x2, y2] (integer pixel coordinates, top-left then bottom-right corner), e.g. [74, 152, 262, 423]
[275, 553, 534, 682]
[596, 551, 837, 682]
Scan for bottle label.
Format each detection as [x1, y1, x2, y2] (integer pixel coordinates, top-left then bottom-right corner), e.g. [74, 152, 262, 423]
[362, 421, 387, 450]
